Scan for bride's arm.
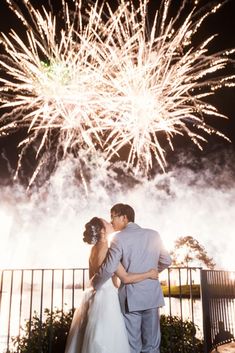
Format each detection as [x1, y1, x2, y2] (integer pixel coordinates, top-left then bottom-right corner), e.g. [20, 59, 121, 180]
[115, 263, 158, 284]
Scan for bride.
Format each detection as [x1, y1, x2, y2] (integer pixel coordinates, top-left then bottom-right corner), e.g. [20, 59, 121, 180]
[65, 217, 158, 353]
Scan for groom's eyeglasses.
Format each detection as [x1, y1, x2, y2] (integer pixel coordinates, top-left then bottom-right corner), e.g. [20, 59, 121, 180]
[111, 214, 122, 220]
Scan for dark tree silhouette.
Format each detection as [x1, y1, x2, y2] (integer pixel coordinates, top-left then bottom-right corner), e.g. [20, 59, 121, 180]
[171, 236, 215, 269]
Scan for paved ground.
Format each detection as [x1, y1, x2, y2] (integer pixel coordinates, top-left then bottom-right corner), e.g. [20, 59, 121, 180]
[212, 342, 235, 352]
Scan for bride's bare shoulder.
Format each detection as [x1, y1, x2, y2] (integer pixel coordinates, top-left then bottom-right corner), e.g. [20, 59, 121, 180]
[89, 243, 108, 270]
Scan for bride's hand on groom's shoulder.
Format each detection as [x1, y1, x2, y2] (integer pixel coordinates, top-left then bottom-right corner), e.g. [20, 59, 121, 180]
[148, 268, 159, 280]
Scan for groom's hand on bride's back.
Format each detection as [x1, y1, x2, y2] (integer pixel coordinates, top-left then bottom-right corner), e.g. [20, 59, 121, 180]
[89, 275, 97, 289]
[148, 268, 159, 280]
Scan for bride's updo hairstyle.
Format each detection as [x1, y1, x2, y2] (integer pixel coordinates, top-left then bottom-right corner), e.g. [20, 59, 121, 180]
[83, 217, 104, 245]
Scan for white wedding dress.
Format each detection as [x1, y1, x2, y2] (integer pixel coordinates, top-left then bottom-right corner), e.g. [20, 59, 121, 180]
[65, 278, 130, 353]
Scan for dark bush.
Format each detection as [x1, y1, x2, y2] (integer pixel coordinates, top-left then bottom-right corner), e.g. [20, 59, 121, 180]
[12, 309, 73, 353]
[160, 315, 204, 353]
[12, 310, 203, 353]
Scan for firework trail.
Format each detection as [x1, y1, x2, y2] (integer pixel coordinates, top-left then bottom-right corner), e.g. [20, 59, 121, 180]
[0, 0, 234, 183]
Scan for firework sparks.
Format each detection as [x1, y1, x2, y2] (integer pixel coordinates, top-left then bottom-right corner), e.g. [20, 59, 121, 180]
[0, 0, 234, 182]
[101, 0, 235, 170]
[0, 1, 107, 149]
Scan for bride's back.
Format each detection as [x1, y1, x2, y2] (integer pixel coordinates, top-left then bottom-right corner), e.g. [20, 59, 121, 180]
[89, 242, 108, 278]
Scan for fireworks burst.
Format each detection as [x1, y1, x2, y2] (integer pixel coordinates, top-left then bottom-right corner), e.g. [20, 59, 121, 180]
[0, 0, 109, 178]
[0, 0, 234, 183]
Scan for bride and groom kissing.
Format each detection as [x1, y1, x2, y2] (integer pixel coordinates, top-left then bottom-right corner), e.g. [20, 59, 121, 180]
[65, 203, 172, 353]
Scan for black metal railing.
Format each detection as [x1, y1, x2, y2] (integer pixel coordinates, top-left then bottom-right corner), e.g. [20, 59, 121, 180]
[201, 270, 235, 352]
[0, 267, 203, 353]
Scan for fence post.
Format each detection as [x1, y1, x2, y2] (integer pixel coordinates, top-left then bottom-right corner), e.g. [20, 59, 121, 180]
[201, 270, 212, 353]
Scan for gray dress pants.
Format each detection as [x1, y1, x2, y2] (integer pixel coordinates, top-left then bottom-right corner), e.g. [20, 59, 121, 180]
[123, 307, 160, 353]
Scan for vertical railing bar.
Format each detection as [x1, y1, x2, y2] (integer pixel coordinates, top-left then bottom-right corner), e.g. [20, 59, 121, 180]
[7, 270, 14, 352]
[37, 269, 44, 353]
[211, 299, 216, 347]
[210, 272, 216, 346]
[167, 268, 173, 353]
[178, 268, 183, 319]
[233, 293, 235, 336]
[222, 272, 227, 330]
[210, 271, 214, 345]
[0, 270, 4, 348]
[62, 269, 65, 317]
[201, 269, 212, 353]
[200, 269, 205, 352]
[228, 277, 233, 336]
[49, 269, 54, 353]
[228, 272, 234, 337]
[40, 270, 44, 322]
[189, 268, 195, 323]
[230, 297, 233, 336]
[212, 271, 217, 347]
[232, 298, 235, 337]
[227, 272, 231, 336]
[225, 271, 231, 338]
[219, 272, 227, 335]
[232, 299, 235, 337]
[28, 270, 34, 341]
[229, 283, 234, 336]
[178, 268, 185, 353]
[227, 297, 232, 337]
[72, 269, 75, 312]
[216, 271, 221, 339]
[226, 272, 232, 335]
[189, 268, 196, 353]
[167, 268, 172, 316]
[51, 269, 54, 314]
[218, 271, 225, 330]
[224, 272, 229, 332]
[17, 269, 24, 352]
[215, 272, 220, 345]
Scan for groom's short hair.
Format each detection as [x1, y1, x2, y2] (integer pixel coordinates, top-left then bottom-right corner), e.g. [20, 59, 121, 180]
[111, 203, 135, 222]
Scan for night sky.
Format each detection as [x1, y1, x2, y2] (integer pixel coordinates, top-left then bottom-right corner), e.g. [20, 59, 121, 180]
[0, 0, 235, 181]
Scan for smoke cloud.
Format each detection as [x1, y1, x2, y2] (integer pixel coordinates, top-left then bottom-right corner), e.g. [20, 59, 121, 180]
[1, 150, 235, 270]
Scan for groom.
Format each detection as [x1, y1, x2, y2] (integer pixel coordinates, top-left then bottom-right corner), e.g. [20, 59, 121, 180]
[91, 203, 172, 353]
